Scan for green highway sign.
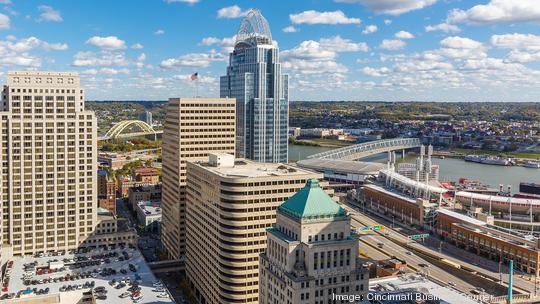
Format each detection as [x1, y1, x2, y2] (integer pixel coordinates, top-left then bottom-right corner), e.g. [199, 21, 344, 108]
[409, 234, 429, 240]
[358, 225, 385, 232]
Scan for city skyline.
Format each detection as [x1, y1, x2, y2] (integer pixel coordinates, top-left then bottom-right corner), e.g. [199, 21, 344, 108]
[0, 0, 539, 102]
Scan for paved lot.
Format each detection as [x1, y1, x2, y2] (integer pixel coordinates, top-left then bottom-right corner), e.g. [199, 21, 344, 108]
[6, 247, 174, 304]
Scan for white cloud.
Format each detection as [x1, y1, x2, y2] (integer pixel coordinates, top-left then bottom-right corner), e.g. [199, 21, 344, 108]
[99, 67, 129, 75]
[72, 51, 128, 67]
[164, 0, 199, 4]
[425, 23, 461, 33]
[379, 39, 406, 50]
[283, 26, 298, 33]
[361, 66, 391, 77]
[0, 0, 12, 4]
[290, 10, 361, 25]
[395, 31, 414, 39]
[505, 50, 540, 63]
[448, 0, 540, 24]
[131, 43, 144, 49]
[335, 0, 437, 16]
[154, 29, 165, 36]
[217, 5, 247, 19]
[491, 33, 540, 51]
[1, 36, 67, 52]
[0, 13, 10, 29]
[86, 36, 126, 50]
[37, 5, 62, 22]
[440, 36, 482, 49]
[320, 36, 369, 52]
[362, 25, 378, 34]
[159, 50, 224, 69]
[384, 19, 392, 25]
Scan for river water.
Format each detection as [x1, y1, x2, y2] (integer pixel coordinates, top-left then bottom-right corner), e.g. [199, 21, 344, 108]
[288, 144, 540, 191]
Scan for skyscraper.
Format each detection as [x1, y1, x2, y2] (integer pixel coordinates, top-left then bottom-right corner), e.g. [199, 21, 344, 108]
[139, 110, 153, 126]
[161, 98, 236, 259]
[0, 71, 97, 255]
[220, 9, 289, 163]
[185, 154, 330, 304]
[259, 179, 369, 304]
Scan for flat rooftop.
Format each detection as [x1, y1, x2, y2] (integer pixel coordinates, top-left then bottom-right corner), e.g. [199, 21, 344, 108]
[191, 159, 316, 178]
[4, 247, 173, 304]
[297, 159, 384, 175]
[369, 275, 481, 304]
[137, 201, 161, 216]
[437, 208, 487, 227]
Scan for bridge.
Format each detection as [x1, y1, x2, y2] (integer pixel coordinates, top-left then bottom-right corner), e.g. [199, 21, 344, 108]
[307, 138, 422, 160]
[99, 120, 163, 141]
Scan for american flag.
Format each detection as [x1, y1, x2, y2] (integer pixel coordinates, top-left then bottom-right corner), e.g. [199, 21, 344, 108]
[190, 72, 198, 81]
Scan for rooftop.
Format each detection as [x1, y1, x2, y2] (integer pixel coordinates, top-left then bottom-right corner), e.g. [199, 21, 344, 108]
[136, 201, 161, 216]
[191, 159, 315, 179]
[235, 9, 273, 47]
[297, 159, 384, 175]
[437, 208, 487, 227]
[278, 179, 347, 221]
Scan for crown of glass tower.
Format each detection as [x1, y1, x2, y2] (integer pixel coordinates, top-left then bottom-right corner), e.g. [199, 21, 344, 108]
[235, 9, 273, 48]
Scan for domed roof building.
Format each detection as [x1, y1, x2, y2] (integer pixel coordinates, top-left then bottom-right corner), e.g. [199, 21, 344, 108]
[220, 9, 289, 163]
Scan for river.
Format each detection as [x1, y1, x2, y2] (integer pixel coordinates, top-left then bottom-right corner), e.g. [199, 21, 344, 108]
[288, 144, 540, 191]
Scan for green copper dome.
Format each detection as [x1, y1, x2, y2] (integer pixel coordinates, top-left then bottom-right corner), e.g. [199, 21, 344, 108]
[278, 179, 347, 221]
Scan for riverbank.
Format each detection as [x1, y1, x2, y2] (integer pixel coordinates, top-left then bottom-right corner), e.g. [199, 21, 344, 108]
[288, 137, 354, 148]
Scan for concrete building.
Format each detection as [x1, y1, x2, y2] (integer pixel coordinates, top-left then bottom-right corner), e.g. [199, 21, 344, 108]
[132, 167, 159, 184]
[97, 152, 127, 170]
[97, 169, 116, 214]
[0, 71, 97, 256]
[258, 179, 369, 304]
[139, 110, 152, 126]
[161, 98, 236, 260]
[296, 159, 384, 185]
[128, 184, 161, 210]
[220, 9, 288, 163]
[185, 154, 330, 304]
[135, 201, 161, 233]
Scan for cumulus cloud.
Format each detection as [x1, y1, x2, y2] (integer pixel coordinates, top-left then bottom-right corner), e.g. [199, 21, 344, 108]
[283, 26, 298, 33]
[335, 0, 437, 16]
[448, 0, 540, 24]
[217, 5, 248, 19]
[440, 36, 482, 49]
[37, 5, 62, 22]
[0, 36, 68, 68]
[491, 33, 540, 51]
[384, 19, 392, 25]
[395, 31, 414, 39]
[425, 23, 461, 33]
[154, 29, 165, 36]
[159, 50, 224, 69]
[362, 25, 378, 34]
[380, 39, 406, 50]
[290, 10, 361, 25]
[131, 43, 144, 49]
[72, 51, 128, 67]
[361, 66, 391, 77]
[0, 13, 10, 29]
[86, 36, 126, 50]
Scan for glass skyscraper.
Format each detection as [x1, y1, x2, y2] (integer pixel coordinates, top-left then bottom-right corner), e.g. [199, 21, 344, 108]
[220, 9, 289, 163]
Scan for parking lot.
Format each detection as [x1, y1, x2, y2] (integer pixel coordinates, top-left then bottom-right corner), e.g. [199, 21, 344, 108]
[4, 246, 174, 304]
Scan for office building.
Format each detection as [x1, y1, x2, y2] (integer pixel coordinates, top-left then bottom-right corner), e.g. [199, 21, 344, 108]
[220, 9, 289, 163]
[185, 154, 330, 304]
[139, 110, 153, 126]
[259, 179, 369, 304]
[97, 169, 116, 214]
[161, 98, 236, 260]
[0, 71, 97, 255]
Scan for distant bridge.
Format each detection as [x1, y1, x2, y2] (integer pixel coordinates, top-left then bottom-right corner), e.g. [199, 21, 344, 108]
[99, 120, 163, 141]
[307, 138, 422, 160]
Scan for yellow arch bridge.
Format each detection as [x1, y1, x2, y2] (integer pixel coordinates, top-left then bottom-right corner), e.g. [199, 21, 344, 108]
[100, 120, 163, 141]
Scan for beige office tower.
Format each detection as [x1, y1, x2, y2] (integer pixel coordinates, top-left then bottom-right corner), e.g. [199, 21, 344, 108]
[259, 179, 369, 304]
[161, 98, 236, 260]
[185, 154, 330, 304]
[0, 71, 97, 256]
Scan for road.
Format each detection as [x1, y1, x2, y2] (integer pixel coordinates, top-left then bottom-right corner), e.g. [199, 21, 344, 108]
[348, 208, 478, 295]
[345, 200, 538, 296]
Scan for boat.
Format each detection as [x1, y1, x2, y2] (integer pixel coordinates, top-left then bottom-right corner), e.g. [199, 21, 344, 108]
[520, 183, 540, 195]
[464, 155, 512, 166]
[523, 161, 540, 169]
[464, 155, 482, 163]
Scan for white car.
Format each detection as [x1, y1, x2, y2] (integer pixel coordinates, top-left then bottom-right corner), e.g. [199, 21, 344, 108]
[157, 293, 169, 298]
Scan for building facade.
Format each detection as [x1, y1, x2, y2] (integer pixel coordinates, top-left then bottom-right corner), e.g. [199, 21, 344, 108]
[161, 98, 236, 260]
[0, 71, 97, 255]
[185, 154, 330, 304]
[97, 169, 116, 214]
[259, 179, 369, 304]
[220, 9, 288, 163]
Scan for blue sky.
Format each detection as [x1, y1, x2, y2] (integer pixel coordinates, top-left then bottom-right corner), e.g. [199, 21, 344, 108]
[1, 0, 540, 101]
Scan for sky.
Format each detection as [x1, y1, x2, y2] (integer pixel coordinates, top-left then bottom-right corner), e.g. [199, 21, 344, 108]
[1, 0, 540, 102]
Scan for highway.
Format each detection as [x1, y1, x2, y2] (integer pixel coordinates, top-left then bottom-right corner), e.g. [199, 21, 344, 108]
[345, 200, 537, 296]
[348, 207, 479, 295]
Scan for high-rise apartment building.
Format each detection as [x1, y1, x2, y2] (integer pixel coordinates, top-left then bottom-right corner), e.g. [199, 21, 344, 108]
[220, 9, 289, 163]
[185, 154, 330, 304]
[139, 110, 153, 126]
[0, 71, 97, 255]
[161, 98, 236, 259]
[259, 179, 369, 304]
